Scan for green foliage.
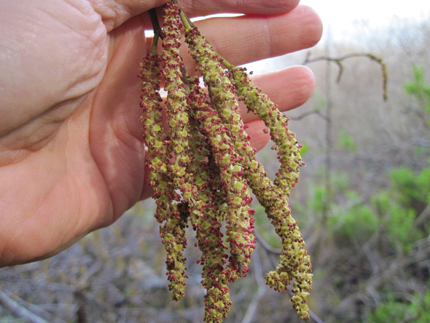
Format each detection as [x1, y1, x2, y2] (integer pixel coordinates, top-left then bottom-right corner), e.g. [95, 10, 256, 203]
[405, 66, 430, 101]
[405, 65, 430, 124]
[390, 164, 430, 207]
[367, 292, 430, 323]
[382, 164, 430, 252]
[371, 191, 391, 217]
[387, 206, 421, 253]
[302, 163, 430, 251]
[390, 167, 421, 207]
[329, 200, 378, 243]
[331, 171, 350, 193]
[337, 130, 357, 153]
[416, 166, 430, 203]
[311, 185, 330, 216]
[303, 172, 349, 220]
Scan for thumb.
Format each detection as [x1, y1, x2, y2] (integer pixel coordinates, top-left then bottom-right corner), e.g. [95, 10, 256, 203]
[88, 0, 169, 31]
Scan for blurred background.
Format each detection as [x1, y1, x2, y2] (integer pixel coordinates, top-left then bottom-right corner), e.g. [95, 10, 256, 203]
[1, 1, 430, 322]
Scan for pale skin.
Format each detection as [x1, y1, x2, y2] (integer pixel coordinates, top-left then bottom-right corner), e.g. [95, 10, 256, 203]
[0, 0, 322, 267]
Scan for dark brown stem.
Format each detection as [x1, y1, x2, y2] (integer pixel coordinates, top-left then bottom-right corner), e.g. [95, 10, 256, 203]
[149, 9, 163, 54]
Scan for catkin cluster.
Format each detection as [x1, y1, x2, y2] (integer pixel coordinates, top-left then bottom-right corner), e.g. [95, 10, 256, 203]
[139, 1, 312, 321]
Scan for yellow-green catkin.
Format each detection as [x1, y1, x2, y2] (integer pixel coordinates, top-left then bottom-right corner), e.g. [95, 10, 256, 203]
[139, 52, 188, 301]
[187, 77, 239, 322]
[139, 53, 168, 200]
[188, 117, 230, 321]
[188, 77, 257, 287]
[162, 2, 193, 193]
[228, 67, 304, 195]
[184, 19, 312, 320]
[228, 67, 312, 321]
[162, 2, 230, 305]
[185, 27, 256, 280]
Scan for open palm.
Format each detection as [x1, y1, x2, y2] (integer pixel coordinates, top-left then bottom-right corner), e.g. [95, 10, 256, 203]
[0, 0, 322, 266]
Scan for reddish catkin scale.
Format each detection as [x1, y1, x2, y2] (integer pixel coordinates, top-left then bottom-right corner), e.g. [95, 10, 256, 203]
[139, 1, 312, 322]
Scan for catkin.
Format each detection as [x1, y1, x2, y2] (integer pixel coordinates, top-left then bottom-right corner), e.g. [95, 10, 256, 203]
[139, 1, 312, 321]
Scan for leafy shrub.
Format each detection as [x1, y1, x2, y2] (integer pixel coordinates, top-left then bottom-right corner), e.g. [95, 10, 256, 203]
[329, 201, 378, 243]
[367, 292, 430, 323]
[404, 65, 430, 119]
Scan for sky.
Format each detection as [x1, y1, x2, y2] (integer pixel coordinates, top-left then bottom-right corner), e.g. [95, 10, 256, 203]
[242, 0, 430, 74]
[300, 0, 430, 41]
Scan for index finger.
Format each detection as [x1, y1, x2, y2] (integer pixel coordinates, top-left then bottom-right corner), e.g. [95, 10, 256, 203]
[90, 0, 301, 31]
[179, 0, 300, 16]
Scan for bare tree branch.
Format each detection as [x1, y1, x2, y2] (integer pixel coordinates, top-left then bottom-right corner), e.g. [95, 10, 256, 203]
[253, 230, 281, 255]
[0, 289, 48, 323]
[303, 52, 388, 101]
[289, 110, 329, 122]
[241, 246, 266, 323]
[414, 203, 430, 228]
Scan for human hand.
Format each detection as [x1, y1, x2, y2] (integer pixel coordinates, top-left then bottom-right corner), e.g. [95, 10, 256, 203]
[0, 0, 322, 266]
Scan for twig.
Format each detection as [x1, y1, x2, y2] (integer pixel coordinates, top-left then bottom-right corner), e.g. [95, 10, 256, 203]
[289, 110, 329, 122]
[241, 246, 267, 323]
[253, 230, 281, 255]
[414, 203, 430, 228]
[149, 8, 163, 54]
[0, 289, 48, 323]
[308, 310, 327, 323]
[304, 52, 388, 101]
